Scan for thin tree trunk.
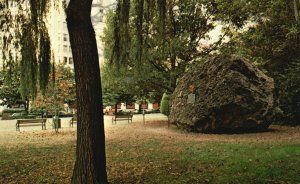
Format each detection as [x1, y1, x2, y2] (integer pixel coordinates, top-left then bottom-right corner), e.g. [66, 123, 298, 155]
[294, 0, 299, 21]
[138, 103, 142, 114]
[169, 4, 177, 92]
[114, 103, 118, 114]
[66, 0, 108, 183]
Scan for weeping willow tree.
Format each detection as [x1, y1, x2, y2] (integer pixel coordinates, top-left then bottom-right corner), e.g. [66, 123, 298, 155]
[0, 0, 52, 110]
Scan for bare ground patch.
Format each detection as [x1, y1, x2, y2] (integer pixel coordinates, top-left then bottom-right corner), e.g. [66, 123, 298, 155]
[1, 121, 300, 148]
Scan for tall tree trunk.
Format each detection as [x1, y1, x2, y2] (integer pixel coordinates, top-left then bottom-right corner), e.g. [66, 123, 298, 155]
[66, 0, 108, 183]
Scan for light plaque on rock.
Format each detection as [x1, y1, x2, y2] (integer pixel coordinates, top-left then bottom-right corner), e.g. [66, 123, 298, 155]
[187, 94, 195, 104]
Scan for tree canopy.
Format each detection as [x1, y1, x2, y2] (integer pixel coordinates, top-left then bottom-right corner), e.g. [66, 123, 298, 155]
[102, 0, 226, 98]
[218, 0, 300, 123]
[30, 64, 76, 114]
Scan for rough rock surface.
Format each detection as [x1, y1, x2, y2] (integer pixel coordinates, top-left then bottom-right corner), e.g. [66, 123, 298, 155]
[169, 55, 281, 133]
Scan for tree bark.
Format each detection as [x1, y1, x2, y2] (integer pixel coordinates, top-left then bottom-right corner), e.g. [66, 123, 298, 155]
[66, 0, 108, 183]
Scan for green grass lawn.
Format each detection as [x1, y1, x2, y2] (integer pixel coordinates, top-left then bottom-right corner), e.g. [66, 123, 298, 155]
[107, 140, 300, 184]
[0, 125, 300, 184]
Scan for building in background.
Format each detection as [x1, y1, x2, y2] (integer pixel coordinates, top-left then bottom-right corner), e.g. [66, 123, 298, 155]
[48, 0, 116, 68]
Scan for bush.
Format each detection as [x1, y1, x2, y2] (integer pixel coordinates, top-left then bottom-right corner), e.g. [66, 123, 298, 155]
[151, 109, 160, 113]
[278, 60, 300, 124]
[160, 93, 170, 116]
[12, 115, 36, 119]
[58, 113, 73, 117]
[1, 108, 26, 120]
[2, 108, 25, 113]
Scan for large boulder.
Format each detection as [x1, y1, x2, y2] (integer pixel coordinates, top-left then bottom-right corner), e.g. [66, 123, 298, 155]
[169, 55, 281, 133]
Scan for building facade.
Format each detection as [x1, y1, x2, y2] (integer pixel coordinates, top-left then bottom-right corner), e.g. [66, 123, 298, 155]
[48, 0, 116, 67]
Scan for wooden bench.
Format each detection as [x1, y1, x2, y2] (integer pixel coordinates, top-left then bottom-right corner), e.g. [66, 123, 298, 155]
[16, 118, 47, 131]
[69, 117, 77, 127]
[112, 113, 133, 124]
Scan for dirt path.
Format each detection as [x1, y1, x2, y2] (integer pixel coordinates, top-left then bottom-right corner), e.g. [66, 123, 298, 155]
[1, 115, 299, 149]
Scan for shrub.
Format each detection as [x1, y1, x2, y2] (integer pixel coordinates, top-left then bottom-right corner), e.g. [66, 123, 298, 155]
[2, 108, 25, 113]
[1, 108, 26, 120]
[151, 109, 160, 113]
[160, 93, 170, 116]
[278, 60, 300, 124]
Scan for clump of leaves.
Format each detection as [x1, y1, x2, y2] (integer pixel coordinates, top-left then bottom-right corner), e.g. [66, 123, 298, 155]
[160, 92, 170, 116]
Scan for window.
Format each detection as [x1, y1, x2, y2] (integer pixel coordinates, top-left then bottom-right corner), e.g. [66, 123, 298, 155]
[64, 57, 68, 65]
[63, 34, 68, 41]
[63, 45, 68, 52]
[69, 46, 72, 52]
[69, 57, 73, 64]
[99, 16, 103, 22]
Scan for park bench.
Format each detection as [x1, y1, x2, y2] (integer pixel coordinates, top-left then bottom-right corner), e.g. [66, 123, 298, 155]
[16, 118, 47, 131]
[112, 113, 133, 124]
[69, 117, 77, 127]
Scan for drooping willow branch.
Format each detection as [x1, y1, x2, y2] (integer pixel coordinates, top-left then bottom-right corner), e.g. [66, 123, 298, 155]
[112, 0, 167, 67]
[111, 0, 131, 68]
[1, 0, 53, 100]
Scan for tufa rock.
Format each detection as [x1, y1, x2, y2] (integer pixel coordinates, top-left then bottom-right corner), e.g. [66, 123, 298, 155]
[169, 55, 281, 133]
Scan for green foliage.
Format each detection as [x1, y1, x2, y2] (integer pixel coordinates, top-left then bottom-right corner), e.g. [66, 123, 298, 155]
[39, 26, 52, 92]
[0, 69, 22, 106]
[19, 25, 38, 100]
[1, 108, 26, 120]
[2, 108, 24, 113]
[1, 1, 52, 101]
[30, 64, 76, 114]
[160, 93, 169, 116]
[218, 0, 300, 124]
[104, 0, 223, 95]
[101, 62, 135, 106]
[278, 60, 300, 124]
[101, 54, 163, 107]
